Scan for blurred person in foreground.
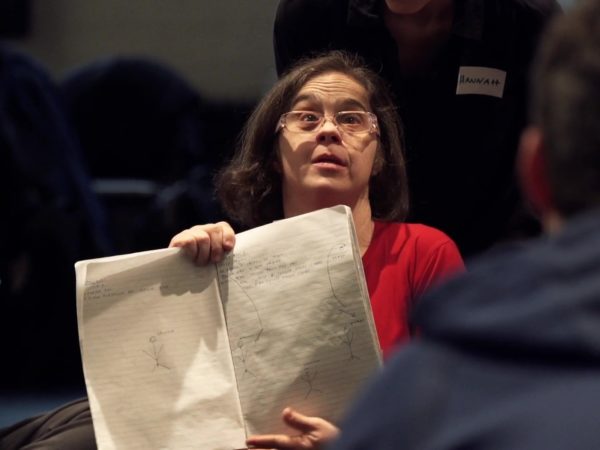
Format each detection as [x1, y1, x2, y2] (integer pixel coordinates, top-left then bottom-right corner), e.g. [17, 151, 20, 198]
[329, 1, 600, 449]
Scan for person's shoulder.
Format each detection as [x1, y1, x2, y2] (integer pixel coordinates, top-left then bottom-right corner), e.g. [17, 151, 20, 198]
[374, 222, 459, 255]
[0, 45, 53, 85]
[402, 223, 457, 247]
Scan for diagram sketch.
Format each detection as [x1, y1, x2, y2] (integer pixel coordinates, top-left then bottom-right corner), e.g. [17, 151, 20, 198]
[326, 243, 357, 320]
[324, 243, 368, 360]
[143, 335, 170, 371]
[300, 364, 322, 399]
[227, 274, 265, 380]
[234, 338, 257, 379]
[231, 276, 264, 343]
[339, 320, 364, 360]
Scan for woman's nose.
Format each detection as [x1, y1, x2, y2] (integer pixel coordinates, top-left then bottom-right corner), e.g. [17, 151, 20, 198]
[316, 119, 342, 144]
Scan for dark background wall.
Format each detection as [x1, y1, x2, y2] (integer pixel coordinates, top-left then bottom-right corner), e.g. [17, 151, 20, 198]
[5, 0, 279, 101]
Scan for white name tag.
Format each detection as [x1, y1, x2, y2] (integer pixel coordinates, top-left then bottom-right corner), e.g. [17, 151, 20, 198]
[456, 66, 506, 98]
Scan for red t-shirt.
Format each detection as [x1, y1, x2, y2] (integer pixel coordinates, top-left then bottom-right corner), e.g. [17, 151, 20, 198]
[362, 221, 464, 358]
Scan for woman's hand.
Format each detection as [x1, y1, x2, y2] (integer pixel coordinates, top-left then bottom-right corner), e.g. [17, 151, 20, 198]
[168, 222, 236, 265]
[246, 407, 340, 450]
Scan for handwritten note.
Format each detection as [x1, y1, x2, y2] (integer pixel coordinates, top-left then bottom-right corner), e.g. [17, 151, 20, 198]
[76, 205, 382, 449]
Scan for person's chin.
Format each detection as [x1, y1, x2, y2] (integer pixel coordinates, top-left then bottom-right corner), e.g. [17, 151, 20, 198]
[305, 178, 351, 197]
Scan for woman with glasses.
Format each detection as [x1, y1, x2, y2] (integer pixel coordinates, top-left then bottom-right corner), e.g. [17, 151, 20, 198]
[169, 51, 464, 449]
[0, 51, 462, 450]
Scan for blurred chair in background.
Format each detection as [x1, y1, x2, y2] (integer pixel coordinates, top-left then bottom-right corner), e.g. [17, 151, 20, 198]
[1, 51, 255, 426]
[60, 57, 227, 254]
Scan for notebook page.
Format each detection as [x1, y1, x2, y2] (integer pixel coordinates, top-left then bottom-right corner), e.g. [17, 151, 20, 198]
[218, 205, 382, 435]
[77, 248, 246, 450]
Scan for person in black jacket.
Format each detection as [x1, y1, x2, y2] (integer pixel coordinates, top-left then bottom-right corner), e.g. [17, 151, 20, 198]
[330, 1, 600, 448]
[274, 0, 561, 259]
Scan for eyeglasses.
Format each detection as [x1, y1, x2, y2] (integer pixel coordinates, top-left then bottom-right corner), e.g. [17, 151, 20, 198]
[275, 111, 379, 135]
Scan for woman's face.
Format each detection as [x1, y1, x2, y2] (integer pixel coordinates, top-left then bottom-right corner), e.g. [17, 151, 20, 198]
[276, 71, 380, 209]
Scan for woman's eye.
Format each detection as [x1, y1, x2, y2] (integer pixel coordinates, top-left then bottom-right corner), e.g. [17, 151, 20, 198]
[299, 113, 320, 122]
[339, 113, 363, 125]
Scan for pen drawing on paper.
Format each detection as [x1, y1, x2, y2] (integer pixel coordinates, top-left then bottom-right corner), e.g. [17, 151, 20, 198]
[143, 335, 171, 371]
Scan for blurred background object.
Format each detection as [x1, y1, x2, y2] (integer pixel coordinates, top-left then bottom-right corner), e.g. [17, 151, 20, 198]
[0, 0, 278, 427]
[60, 56, 235, 254]
[0, 0, 31, 38]
[0, 44, 112, 416]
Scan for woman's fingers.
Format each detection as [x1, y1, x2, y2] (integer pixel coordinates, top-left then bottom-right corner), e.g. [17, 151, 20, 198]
[169, 222, 235, 265]
[246, 408, 340, 450]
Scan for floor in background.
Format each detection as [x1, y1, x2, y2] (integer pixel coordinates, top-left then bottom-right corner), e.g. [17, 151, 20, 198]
[0, 388, 86, 428]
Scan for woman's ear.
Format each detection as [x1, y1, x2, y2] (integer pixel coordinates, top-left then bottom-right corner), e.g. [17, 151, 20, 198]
[517, 126, 554, 217]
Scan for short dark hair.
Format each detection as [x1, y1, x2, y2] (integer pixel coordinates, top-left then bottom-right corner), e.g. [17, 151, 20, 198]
[530, 0, 600, 217]
[216, 50, 409, 228]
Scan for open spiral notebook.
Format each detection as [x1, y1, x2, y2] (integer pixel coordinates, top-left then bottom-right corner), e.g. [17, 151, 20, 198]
[76, 205, 382, 450]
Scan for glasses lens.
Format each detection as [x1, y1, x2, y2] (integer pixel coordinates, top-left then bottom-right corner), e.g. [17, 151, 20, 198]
[286, 111, 323, 132]
[336, 112, 371, 133]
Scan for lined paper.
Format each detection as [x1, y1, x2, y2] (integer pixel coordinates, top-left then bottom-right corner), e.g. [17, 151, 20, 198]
[77, 205, 381, 449]
[218, 206, 382, 435]
[77, 249, 246, 450]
